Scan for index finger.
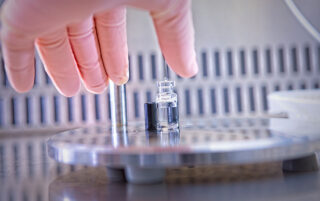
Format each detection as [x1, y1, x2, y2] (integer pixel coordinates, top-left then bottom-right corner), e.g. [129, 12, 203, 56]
[1, 22, 35, 92]
[128, 0, 198, 78]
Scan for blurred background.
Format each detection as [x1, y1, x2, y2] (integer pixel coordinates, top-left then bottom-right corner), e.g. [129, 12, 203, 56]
[0, 0, 319, 132]
[0, 0, 320, 200]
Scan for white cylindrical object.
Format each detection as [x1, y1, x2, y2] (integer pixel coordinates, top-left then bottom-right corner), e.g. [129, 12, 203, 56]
[268, 89, 320, 136]
[268, 89, 320, 122]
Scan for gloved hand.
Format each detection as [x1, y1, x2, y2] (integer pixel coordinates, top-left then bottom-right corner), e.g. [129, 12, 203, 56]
[0, 0, 198, 97]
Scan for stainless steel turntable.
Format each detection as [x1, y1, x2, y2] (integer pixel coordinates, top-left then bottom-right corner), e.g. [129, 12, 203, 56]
[48, 117, 320, 183]
[46, 83, 320, 183]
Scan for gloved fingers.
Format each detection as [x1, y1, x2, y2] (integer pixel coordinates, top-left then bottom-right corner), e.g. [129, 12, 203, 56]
[1, 22, 35, 92]
[95, 7, 129, 85]
[148, 0, 198, 78]
[36, 29, 80, 97]
[67, 17, 108, 94]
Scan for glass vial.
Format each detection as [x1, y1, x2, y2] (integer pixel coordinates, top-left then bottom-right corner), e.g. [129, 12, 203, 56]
[156, 80, 179, 131]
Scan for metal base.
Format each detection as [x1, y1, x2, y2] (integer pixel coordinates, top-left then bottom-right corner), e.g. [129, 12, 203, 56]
[106, 167, 166, 184]
[125, 167, 165, 184]
[47, 118, 320, 184]
[283, 153, 319, 172]
[106, 167, 126, 182]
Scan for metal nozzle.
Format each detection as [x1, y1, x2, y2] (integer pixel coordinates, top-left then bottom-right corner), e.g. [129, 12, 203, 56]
[109, 81, 127, 127]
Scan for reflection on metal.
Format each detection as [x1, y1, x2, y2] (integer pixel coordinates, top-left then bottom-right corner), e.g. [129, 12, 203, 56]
[48, 118, 320, 168]
[109, 81, 129, 146]
[109, 81, 127, 128]
[111, 126, 129, 147]
[48, 165, 320, 201]
[146, 128, 180, 147]
[0, 124, 320, 200]
[125, 166, 166, 184]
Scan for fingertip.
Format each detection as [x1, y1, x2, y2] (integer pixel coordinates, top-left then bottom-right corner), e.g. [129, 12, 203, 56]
[54, 77, 81, 97]
[95, 7, 129, 86]
[13, 81, 34, 93]
[111, 76, 129, 86]
[1, 27, 36, 93]
[87, 87, 107, 94]
[37, 29, 84, 97]
[12, 78, 34, 93]
[80, 66, 109, 94]
[59, 87, 80, 97]
[149, 0, 198, 79]
[178, 59, 199, 78]
[109, 67, 129, 85]
[6, 61, 35, 93]
[85, 79, 109, 94]
[165, 49, 199, 78]
[86, 85, 107, 94]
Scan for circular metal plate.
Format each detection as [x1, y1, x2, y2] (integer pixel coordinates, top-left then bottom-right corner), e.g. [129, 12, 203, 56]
[47, 118, 320, 167]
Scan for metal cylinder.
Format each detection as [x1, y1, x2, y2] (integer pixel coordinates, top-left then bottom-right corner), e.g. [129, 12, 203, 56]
[109, 81, 127, 127]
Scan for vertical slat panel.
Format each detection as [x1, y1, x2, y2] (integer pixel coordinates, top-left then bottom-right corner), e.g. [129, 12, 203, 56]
[0, 44, 319, 129]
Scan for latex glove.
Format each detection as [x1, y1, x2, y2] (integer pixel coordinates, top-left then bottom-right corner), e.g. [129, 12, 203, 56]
[0, 0, 198, 96]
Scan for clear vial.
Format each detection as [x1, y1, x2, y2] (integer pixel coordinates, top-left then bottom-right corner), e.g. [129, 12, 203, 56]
[156, 80, 179, 131]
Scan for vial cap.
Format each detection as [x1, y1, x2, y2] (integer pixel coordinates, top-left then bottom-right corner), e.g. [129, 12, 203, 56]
[157, 80, 175, 88]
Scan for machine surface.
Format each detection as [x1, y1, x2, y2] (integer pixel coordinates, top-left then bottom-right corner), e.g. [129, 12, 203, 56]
[48, 118, 320, 168]
[1, 118, 320, 201]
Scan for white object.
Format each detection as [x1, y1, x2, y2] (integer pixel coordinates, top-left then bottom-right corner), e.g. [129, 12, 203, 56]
[268, 89, 320, 122]
[268, 89, 320, 136]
